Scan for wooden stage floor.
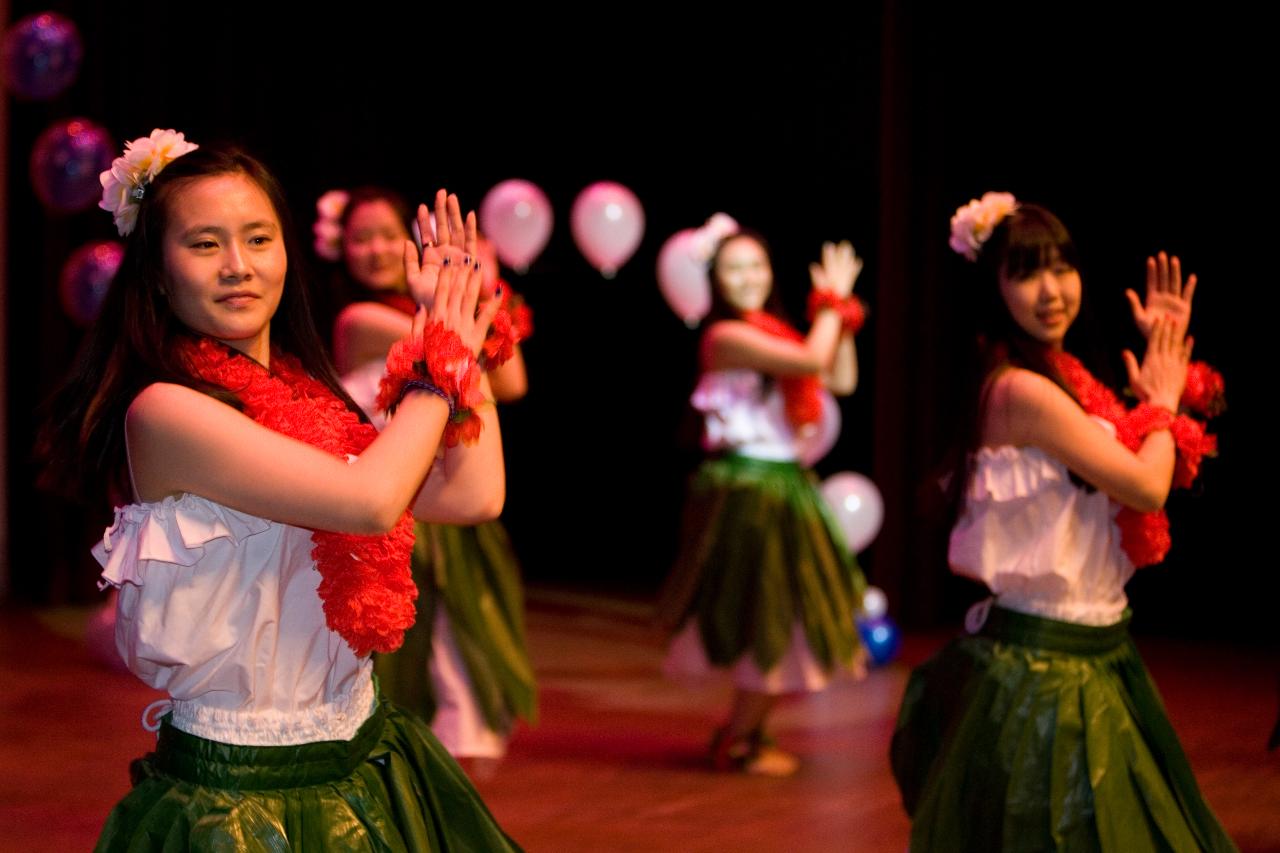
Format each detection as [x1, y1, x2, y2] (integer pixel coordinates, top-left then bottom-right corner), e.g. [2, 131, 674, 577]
[2, 589, 1276, 851]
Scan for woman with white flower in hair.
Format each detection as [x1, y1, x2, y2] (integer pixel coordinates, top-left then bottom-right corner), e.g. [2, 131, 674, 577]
[317, 185, 536, 768]
[39, 131, 521, 850]
[889, 193, 1234, 851]
[657, 216, 870, 776]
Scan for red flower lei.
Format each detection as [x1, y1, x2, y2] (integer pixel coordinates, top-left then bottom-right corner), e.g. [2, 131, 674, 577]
[740, 310, 825, 430]
[177, 336, 417, 656]
[1048, 351, 1220, 567]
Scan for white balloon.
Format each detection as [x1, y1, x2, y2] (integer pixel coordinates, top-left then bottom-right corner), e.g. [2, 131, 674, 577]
[862, 586, 888, 619]
[795, 389, 841, 467]
[656, 229, 711, 325]
[820, 472, 885, 553]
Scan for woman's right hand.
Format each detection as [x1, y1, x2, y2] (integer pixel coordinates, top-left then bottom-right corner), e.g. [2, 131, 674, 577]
[1123, 315, 1192, 411]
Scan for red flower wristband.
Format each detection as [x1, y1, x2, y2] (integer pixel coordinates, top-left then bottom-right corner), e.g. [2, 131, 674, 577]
[377, 322, 486, 447]
[480, 282, 534, 371]
[807, 289, 867, 334]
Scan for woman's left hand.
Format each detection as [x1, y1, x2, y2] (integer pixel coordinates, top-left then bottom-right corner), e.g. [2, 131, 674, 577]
[404, 190, 478, 307]
[813, 240, 862, 297]
[1122, 315, 1192, 410]
[1126, 251, 1196, 340]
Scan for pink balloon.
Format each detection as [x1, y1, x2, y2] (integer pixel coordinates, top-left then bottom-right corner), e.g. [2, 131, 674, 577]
[478, 179, 552, 273]
[59, 240, 123, 326]
[656, 229, 711, 326]
[571, 182, 644, 278]
[796, 390, 842, 467]
[820, 472, 885, 553]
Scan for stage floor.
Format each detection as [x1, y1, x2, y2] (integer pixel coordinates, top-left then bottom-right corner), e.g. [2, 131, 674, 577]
[2, 589, 1275, 851]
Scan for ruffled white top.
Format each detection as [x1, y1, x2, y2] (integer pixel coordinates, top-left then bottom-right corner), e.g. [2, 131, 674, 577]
[94, 494, 375, 746]
[693, 369, 800, 462]
[948, 419, 1135, 626]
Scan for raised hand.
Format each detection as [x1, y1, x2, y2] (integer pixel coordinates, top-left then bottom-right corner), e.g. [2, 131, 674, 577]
[404, 190, 479, 306]
[811, 240, 862, 297]
[426, 253, 502, 358]
[1126, 251, 1196, 341]
[1122, 315, 1192, 411]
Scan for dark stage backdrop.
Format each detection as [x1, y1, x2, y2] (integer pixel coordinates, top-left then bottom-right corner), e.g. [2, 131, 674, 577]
[3, 6, 1272, 644]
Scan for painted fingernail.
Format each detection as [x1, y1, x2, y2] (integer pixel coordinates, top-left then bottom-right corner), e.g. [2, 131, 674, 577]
[443, 257, 450, 267]
[495, 285, 503, 297]
[463, 255, 472, 265]
[473, 261, 481, 270]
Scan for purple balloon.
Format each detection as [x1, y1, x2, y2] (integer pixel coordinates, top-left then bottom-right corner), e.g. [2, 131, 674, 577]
[30, 118, 114, 213]
[60, 240, 123, 326]
[0, 12, 83, 100]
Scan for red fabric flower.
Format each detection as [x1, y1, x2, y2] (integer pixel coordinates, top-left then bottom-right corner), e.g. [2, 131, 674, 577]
[479, 283, 534, 370]
[512, 301, 534, 342]
[482, 303, 516, 368]
[1181, 361, 1226, 418]
[178, 337, 417, 656]
[444, 410, 484, 448]
[1171, 415, 1217, 489]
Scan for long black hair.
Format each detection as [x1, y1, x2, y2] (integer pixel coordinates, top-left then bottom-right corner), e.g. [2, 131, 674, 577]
[38, 143, 363, 506]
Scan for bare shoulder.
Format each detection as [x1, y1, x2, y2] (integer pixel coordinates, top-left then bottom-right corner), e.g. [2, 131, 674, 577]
[702, 319, 777, 358]
[987, 366, 1073, 416]
[335, 301, 410, 333]
[702, 319, 754, 346]
[126, 383, 235, 434]
[983, 366, 1081, 447]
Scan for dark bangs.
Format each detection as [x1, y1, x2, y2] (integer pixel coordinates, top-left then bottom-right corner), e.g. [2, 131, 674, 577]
[986, 203, 1081, 282]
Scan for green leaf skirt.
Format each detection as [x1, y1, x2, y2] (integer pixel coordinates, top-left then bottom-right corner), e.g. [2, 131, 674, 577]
[890, 605, 1236, 852]
[657, 454, 865, 674]
[375, 520, 537, 737]
[95, 693, 522, 852]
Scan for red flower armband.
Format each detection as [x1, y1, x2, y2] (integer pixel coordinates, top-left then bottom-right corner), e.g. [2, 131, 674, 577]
[807, 290, 867, 334]
[1170, 415, 1218, 489]
[377, 321, 486, 447]
[1118, 403, 1176, 449]
[1119, 405, 1217, 491]
[1180, 361, 1226, 418]
[479, 284, 534, 371]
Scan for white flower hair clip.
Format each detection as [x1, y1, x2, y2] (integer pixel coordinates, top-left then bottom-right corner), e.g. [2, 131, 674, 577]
[98, 129, 199, 236]
[691, 212, 740, 265]
[312, 189, 350, 262]
[949, 191, 1018, 261]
